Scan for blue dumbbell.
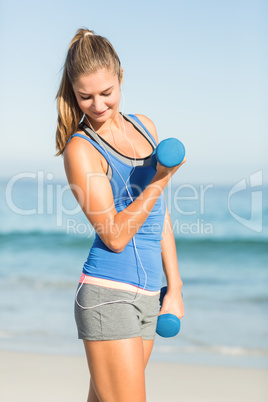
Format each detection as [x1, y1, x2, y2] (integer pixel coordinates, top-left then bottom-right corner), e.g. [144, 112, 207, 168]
[156, 286, 181, 338]
[151, 138, 185, 170]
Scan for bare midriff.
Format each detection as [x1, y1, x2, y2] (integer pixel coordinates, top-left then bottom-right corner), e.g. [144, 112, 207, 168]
[79, 273, 160, 296]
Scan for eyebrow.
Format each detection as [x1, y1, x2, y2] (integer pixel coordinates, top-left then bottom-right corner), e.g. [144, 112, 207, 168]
[78, 85, 114, 96]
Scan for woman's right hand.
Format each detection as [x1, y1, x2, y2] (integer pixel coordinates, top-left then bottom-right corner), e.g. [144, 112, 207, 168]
[154, 156, 186, 182]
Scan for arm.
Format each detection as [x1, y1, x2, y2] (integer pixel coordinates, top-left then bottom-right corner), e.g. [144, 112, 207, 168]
[160, 198, 184, 319]
[161, 203, 183, 289]
[64, 120, 184, 253]
[139, 114, 185, 317]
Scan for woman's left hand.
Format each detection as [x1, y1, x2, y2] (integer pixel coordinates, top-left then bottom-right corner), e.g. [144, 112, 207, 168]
[158, 287, 184, 320]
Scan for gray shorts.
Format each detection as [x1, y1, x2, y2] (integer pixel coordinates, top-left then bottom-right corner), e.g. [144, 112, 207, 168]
[74, 283, 160, 341]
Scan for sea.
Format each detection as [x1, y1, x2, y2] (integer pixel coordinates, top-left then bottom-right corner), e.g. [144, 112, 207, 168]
[0, 172, 267, 369]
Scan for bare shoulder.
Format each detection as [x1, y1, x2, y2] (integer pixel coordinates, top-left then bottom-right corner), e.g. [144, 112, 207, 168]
[64, 131, 105, 174]
[64, 131, 92, 161]
[134, 114, 159, 145]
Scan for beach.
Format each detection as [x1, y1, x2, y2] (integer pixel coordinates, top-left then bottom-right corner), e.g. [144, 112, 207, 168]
[1, 0, 267, 398]
[1, 180, 268, 400]
[1, 350, 267, 402]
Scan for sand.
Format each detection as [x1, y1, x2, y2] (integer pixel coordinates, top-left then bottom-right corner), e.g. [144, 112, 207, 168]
[0, 350, 267, 401]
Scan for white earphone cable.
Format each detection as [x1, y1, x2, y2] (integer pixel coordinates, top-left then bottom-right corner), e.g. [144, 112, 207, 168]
[75, 94, 149, 310]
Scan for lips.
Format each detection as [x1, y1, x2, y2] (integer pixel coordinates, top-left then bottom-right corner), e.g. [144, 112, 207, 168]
[93, 109, 108, 116]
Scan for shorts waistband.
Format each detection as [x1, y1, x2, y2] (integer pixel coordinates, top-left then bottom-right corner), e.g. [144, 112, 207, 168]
[79, 274, 160, 296]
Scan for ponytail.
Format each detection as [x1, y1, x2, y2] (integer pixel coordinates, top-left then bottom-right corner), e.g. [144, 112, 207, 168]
[55, 62, 83, 156]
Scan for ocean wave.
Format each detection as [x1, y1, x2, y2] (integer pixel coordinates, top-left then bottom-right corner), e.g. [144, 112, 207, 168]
[0, 329, 71, 340]
[233, 295, 268, 304]
[0, 330, 15, 339]
[1, 229, 267, 246]
[0, 229, 82, 237]
[155, 344, 268, 357]
[175, 237, 268, 248]
[0, 275, 77, 290]
[0, 230, 93, 248]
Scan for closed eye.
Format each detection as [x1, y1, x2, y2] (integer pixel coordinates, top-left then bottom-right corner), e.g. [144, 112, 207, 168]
[80, 92, 112, 100]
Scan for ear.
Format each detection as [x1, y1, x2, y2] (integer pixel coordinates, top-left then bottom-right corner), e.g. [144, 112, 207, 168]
[120, 68, 124, 85]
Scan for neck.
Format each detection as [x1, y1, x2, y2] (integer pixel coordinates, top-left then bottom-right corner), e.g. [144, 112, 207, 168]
[85, 109, 122, 134]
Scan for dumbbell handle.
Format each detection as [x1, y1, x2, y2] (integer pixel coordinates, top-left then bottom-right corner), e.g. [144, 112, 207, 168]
[156, 286, 182, 338]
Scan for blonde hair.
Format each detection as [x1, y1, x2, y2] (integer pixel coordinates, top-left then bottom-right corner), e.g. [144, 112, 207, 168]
[55, 28, 122, 156]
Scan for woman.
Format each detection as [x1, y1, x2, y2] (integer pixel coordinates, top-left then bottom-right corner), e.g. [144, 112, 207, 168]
[56, 28, 185, 402]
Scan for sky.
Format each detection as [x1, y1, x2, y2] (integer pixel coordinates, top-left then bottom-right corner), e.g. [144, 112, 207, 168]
[0, 0, 267, 186]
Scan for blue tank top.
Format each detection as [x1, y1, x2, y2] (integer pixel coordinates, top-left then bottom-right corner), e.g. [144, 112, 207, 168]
[67, 114, 166, 291]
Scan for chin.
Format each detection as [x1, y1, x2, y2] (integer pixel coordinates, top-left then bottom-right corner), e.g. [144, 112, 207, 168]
[89, 108, 116, 122]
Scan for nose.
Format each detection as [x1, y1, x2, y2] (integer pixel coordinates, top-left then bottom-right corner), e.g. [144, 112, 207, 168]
[91, 96, 104, 113]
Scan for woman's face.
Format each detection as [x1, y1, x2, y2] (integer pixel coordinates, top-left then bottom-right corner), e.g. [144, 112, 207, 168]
[72, 67, 121, 125]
